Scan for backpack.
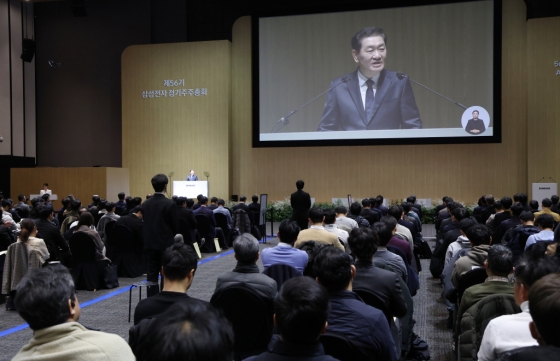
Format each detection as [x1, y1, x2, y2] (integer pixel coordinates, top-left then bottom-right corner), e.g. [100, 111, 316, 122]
[506, 225, 539, 259]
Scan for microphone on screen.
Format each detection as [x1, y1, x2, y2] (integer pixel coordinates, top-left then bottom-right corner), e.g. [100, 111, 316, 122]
[396, 72, 468, 110]
[271, 76, 351, 133]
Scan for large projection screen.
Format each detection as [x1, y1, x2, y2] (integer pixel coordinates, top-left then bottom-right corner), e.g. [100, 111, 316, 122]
[254, 0, 500, 147]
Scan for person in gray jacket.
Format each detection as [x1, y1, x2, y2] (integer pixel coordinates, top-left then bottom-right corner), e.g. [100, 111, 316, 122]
[214, 233, 277, 300]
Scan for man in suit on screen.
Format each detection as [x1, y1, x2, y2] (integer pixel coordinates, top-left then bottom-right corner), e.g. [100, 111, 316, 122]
[317, 27, 422, 131]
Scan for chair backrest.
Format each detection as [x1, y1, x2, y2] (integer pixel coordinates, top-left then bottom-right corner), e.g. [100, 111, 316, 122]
[194, 214, 212, 239]
[319, 332, 370, 361]
[69, 232, 97, 263]
[353, 288, 393, 326]
[210, 286, 274, 355]
[262, 263, 302, 291]
[104, 220, 117, 237]
[214, 212, 229, 229]
[178, 218, 194, 246]
[457, 268, 488, 302]
[107, 225, 137, 253]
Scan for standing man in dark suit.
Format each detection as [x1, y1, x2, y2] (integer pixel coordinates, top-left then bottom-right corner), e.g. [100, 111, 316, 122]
[233, 196, 250, 212]
[317, 27, 422, 131]
[290, 180, 311, 230]
[186, 169, 198, 181]
[143, 174, 179, 297]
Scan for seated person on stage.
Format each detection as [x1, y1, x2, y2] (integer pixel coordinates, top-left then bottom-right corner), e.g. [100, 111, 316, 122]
[347, 202, 370, 228]
[134, 242, 205, 325]
[349, 227, 407, 320]
[525, 214, 554, 251]
[294, 207, 345, 251]
[314, 247, 397, 361]
[245, 277, 338, 361]
[13, 265, 135, 361]
[478, 254, 560, 361]
[323, 209, 350, 252]
[496, 273, 560, 361]
[456, 245, 514, 333]
[130, 300, 233, 361]
[451, 224, 492, 288]
[334, 206, 358, 231]
[214, 234, 277, 300]
[261, 219, 308, 273]
[372, 221, 408, 282]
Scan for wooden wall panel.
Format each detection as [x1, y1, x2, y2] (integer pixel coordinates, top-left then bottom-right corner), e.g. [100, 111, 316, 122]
[122, 41, 231, 200]
[527, 17, 560, 197]
[231, 0, 528, 204]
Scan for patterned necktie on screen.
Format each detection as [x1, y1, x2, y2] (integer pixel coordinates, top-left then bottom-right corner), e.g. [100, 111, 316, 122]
[365, 78, 375, 121]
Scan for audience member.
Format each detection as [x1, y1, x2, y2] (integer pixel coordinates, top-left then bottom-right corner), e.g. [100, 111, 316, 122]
[97, 201, 120, 238]
[456, 245, 514, 332]
[114, 205, 143, 243]
[115, 192, 126, 214]
[374, 195, 389, 216]
[496, 273, 560, 360]
[387, 205, 414, 250]
[372, 221, 408, 282]
[534, 198, 560, 223]
[35, 205, 69, 263]
[360, 198, 380, 225]
[261, 219, 308, 273]
[17, 219, 50, 264]
[518, 193, 530, 212]
[74, 212, 109, 262]
[480, 195, 496, 224]
[504, 211, 539, 261]
[290, 180, 312, 230]
[213, 199, 232, 229]
[208, 196, 219, 210]
[143, 174, 180, 296]
[60, 198, 81, 235]
[245, 277, 338, 361]
[478, 254, 560, 360]
[176, 196, 198, 236]
[314, 247, 397, 361]
[1, 200, 17, 232]
[215, 234, 277, 299]
[134, 243, 204, 324]
[347, 202, 370, 228]
[403, 202, 422, 232]
[323, 208, 349, 251]
[14, 194, 30, 218]
[12, 265, 135, 360]
[334, 206, 358, 231]
[294, 207, 344, 251]
[550, 195, 560, 214]
[493, 197, 513, 228]
[233, 195, 250, 212]
[383, 215, 413, 265]
[451, 224, 492, 287]
[524, 214, 554, 250]
[495, 203, 523, 243]
[248, 195, 260, 213]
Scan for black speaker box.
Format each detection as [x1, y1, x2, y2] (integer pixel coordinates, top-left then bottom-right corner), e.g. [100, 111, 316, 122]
[21, 38, 35, 63]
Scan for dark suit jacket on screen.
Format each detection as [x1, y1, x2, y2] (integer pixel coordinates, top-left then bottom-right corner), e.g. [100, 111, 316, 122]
[142, 194, 179, 250]
[317, 69, 422, 131]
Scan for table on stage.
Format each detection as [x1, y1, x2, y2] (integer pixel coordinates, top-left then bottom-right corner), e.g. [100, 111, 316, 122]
[173, 181, 208, 198]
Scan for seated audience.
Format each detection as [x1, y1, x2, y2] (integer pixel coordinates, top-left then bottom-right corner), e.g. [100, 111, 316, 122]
[261, 219, 308, 273]
[478, 254, 560, 360]
[60, 198, 81, 235]
[528, 200, 539, 213]
[14, 194, 30, 219]
[496, 273, 560, 360]
[314, 246, 397, 361]
[134, 242, 204, 324]
[445, 217, 478, 266]
[504, 211, 539, 261]
[525, 214, 554, 250]
[534, 198, 560, 223]
[456, 245, 514, 332]
[1, 200, 17, 232]
[248, 195, 260, 213]
[130, 300, 234, 361]
[387, 205, 413, 250]
[233, 195, 250, 212]
[452, 224, 492, 287]
[492, 197, 513, 229]
[480, 195, 496, 224]
[347, 202, 370, 228]
[495, 204, 524, 244]
[18, 219, 49, 264]
[360, 198, 380, 225]
[294, 207, 345, 251]
[349, 227, 407, 320]
[245, 277, 338, 361]
[208, 196, 219, 210]
[12, 265, 135, 360]
[334, 206, 358, 231]
[114, 205, 143, 242]
[115, 192, 126, 214]
[372, 221, 408, 282]
[35, 205, 69, 263]
[373, 195, 389, 217]
[213, 199, 232, 229]
[322, 209, 349, 251]
[382, 215, 413, 265]
[403, 202, 422, 232]
[97, 201, 120, 238]
[215, 234, 277, 299]
[74, 212, 109, 262]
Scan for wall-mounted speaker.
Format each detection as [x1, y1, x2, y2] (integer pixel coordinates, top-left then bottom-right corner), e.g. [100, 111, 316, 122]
[232, 195, 238, 202]
[21, 38, 35, 63]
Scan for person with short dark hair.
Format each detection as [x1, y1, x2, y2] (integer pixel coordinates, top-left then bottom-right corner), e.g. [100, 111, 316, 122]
[347, 202, 370, 228]
[35, 205, 70, 263]
[261, 219, 308, 273]
[248, 195, 260, 213]
[116, 191, 126, 211]
[456, 245, 514, 334]
[39, 183, 51, 196]
[130, 300, 233, 361]
[360, 198, 380, 225]
[495, 203, 524, 244]
[317, 27, 421, 132]
[504, 211, 539, 261]
[478, 254, 560, 360]
[60, 198, 82, 235]
[208, 196, 219, 210]
[524, 214, 554, 251]
[518, 193, 530, 212]
[290, 180, 312, 230]
[294, 207, 345, 251]
[192, 194, 203, 211]
[445, 217, 478, 266]
[214, 234, 277, 299]
[97, 201, 120, 239]
[75, 212, 109, 262]
[372, 220, 407, 281]
[493, 197, 513, 228]
[233, 195, 250, 212]
[245, 277, 337, 361]
[387, 205, 414, 249]
[313, 247, 398, 361]
[1, 199, 17, 231]
[12, 265, 135, 361]
[529, 200, 539, 213]
[14, 194, 30, 218]
[451, 224, 492, 287]
[334, 205, 358, 231]
[550, 195, 560, 214]
[143, 174, 180, 297]
[480, 195, 496, 224]
[534, 198, 560, 223]
[213, 199, 232, 229]
[323, 208, 349, 251]
[134, 243, 204, 325]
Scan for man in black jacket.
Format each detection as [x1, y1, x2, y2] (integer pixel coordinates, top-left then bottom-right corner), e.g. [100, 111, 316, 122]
[114, 205, 144, 249]
[35, 205, 70, 264]
[143, 174, 179, 296]
[290, 180, 311, 230]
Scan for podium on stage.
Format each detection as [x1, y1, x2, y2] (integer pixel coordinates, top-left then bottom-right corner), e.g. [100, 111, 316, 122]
[173, 181, 208, 198]
[532, 182, 558, 210]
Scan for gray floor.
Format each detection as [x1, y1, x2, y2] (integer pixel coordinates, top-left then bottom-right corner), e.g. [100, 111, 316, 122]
[0, 225, 453, 361]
